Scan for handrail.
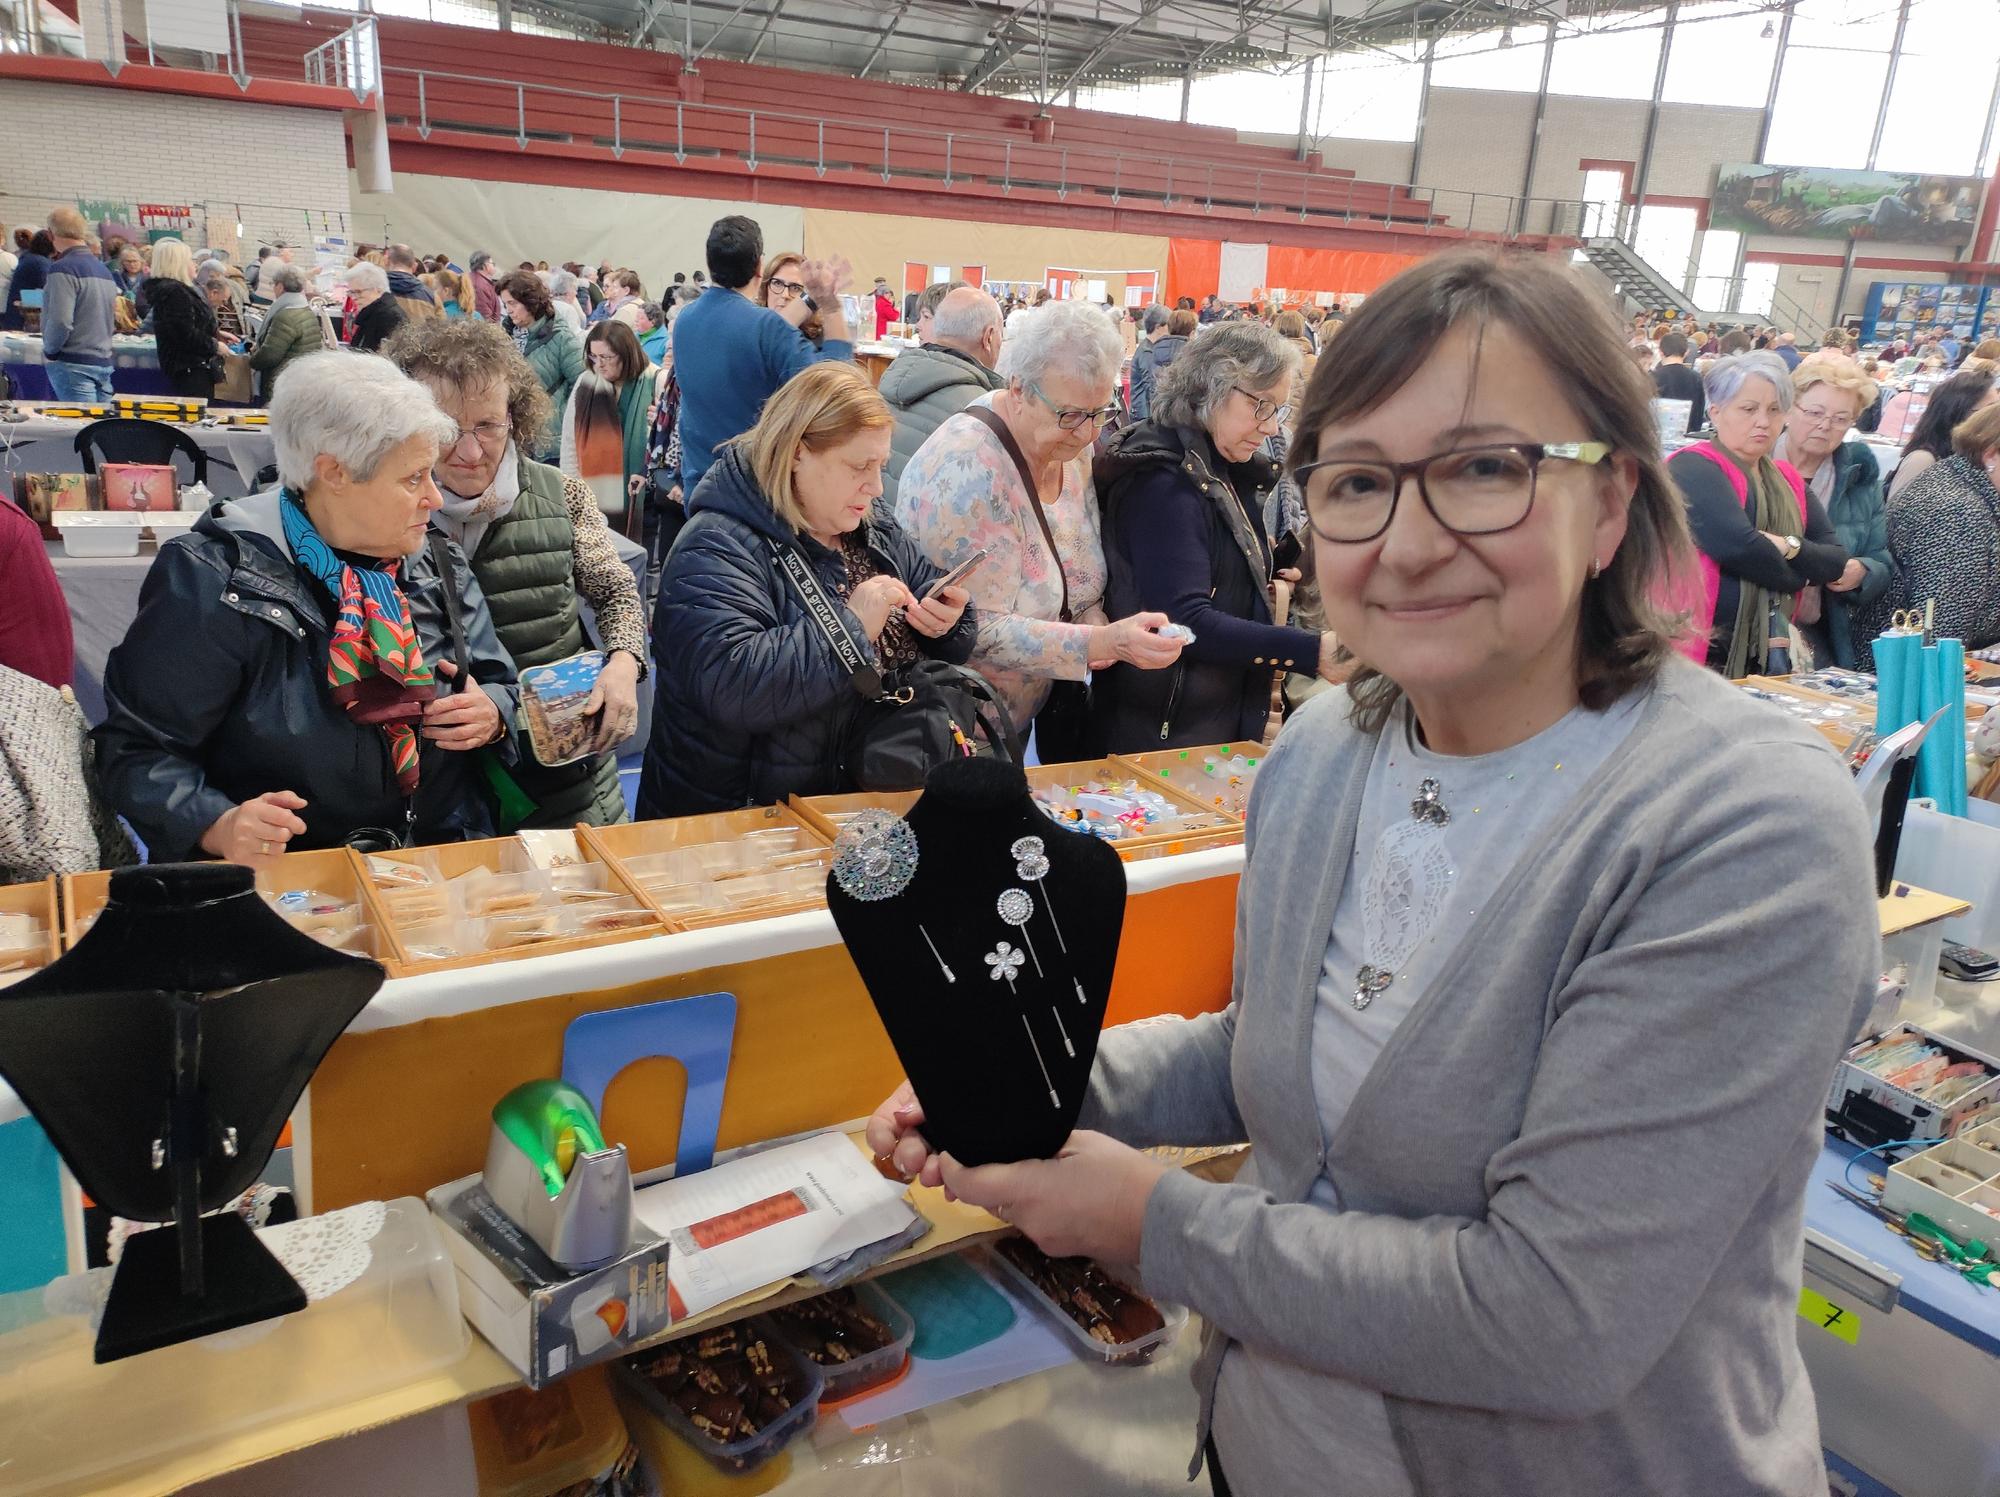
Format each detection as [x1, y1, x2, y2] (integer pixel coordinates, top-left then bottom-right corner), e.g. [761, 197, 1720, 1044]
[304, 15, 380, 104]
[374, 63, 1608, 239]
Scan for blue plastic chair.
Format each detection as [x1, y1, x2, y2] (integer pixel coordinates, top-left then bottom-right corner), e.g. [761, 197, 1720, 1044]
[561, 991, 737, 1179]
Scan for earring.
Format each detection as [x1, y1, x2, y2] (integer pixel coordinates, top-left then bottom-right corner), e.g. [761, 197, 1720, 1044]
[1589, 556, 1603, 580]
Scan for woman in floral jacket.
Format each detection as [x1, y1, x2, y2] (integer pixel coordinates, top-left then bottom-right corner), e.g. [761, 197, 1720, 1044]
[895, 300, 1182, 741]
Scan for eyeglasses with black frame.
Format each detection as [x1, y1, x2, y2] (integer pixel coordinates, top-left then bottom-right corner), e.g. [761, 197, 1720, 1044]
[1233, 386, 1292, 426]
[1024, 381, 1122, 432]
[768, 277, 807, 298]
[1295, 441, 1613, 544]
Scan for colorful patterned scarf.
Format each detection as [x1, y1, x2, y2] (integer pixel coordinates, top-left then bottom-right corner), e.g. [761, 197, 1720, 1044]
[281, 492, 436, 794]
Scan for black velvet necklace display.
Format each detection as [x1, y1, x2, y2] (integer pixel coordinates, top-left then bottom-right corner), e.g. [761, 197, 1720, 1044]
[828, 758, 1126, 1166]
[0, 863, 383, 1361]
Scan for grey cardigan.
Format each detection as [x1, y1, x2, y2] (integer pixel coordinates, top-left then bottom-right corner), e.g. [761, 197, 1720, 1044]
[1082, 659, 1879, 1496]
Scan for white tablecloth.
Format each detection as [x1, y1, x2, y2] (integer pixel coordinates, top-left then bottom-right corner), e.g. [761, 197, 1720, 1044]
[2, 414, 275, 498]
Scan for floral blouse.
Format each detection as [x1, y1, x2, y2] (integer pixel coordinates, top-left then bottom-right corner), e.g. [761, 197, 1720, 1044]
[894, 396, 1108, 728]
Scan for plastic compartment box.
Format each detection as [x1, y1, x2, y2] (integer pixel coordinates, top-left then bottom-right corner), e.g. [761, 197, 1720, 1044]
[763, 1281, 914, 1403]
[52, 512, 146, 556]
[612, 1317, 825, 1478]
[0, 1198, 467, 1496]
[981, 1241, 1188, 1366]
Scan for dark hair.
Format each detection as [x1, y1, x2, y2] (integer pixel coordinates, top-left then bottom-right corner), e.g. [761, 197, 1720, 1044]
[1167, 308, 1198, 337]
[1718, 329, 1752, 355]
[582, 319, 648, 384]
[28, 230, 54, 258]
[1176, 296, 1196, 310]
[495, 270, 554, 321]
[1904, 367, 1999, 461]
[1659, 332, 1689, 359]
[1287, 249, 1692, 730]
[916, 279, 966, 322]
[706, 216, 763, 288]
[383, 316, 553, 456]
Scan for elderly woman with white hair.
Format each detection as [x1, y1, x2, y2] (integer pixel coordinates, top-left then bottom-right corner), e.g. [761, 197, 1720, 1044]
[1666, 349, 1849, 675]
[95, 352, 523, 864]
[896, 299, 1184, 750]
[1094, 322, 1344, 751]
[344, 260, 406, 354]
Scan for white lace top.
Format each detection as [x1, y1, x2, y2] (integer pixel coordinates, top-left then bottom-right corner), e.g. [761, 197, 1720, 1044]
[1210, 688, 1647, 1497]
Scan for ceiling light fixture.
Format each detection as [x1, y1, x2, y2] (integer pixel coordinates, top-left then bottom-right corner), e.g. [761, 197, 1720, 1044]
[1761, 16, 1775, 38]
[1499, 25, 1514, 48]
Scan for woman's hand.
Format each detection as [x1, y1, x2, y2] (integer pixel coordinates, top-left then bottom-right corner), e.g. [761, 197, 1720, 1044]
[584, 650, 641, 754]
[423, 659, 503, 751]
[938, 1132, 1170, 1264]
[200, 791, 309, 867]
[865, 1080, 945, 1187]
[904, 584, 968, 639]
[849, 575, 915, 641]
[1827, 557, 1868, 593]
[1087, 613, 1183, 671]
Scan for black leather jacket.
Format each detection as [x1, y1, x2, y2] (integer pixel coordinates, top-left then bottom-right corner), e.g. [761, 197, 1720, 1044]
[94, 491, 521, 861]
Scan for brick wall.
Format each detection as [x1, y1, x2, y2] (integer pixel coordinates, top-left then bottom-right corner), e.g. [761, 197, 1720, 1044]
[0, 79, 351, 258]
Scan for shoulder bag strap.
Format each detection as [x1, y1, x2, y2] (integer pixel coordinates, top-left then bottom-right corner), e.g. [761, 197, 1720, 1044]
[424, 531, 473, 682]
[965, 404, 1072, 623]
[766, 537, 886, 700]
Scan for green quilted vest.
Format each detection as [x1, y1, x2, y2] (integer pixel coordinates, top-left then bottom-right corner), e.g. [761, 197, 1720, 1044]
[471, 456, 626, 828]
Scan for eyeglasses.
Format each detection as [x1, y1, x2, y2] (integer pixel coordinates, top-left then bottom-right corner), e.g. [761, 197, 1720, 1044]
[768, 277, 806, 298]
[1234, 386, 1292, 427]
[1025, 381, 1121, 432]
[1793, 403, 1855, 432]
[447, 420, 510, 451]
[1296, 441, 1613, 544]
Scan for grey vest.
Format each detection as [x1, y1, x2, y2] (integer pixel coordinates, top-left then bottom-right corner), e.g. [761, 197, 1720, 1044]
[471, 457, 625, 827]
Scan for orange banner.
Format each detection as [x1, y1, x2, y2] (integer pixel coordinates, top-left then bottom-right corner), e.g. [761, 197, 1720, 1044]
[1165, 239, 1420, 306]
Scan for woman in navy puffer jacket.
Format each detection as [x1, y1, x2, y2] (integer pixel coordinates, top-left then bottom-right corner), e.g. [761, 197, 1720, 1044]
[637, 365, 977, 817]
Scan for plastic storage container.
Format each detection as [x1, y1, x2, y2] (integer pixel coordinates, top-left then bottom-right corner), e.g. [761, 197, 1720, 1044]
[612, 1317, 825, 1479]
[764, 1281, 914, 1404]
[0, 1197, 467, 1496]
[981, 1240, 1187, 1366]
[52, 512, 146, 557]
[467, 1365, 643, 1497]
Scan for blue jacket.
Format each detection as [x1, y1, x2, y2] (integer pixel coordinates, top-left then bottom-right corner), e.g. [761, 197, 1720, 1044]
[637, 446, 975, 818]
[0, 252, 50, 332]
[670, 286, 852, 491]
[1798, 442, 1893, 669]
[42, 246, 118, 365]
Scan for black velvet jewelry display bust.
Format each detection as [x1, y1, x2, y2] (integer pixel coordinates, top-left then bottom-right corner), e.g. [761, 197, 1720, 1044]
[0, 862, 383, 1362]
[828, 757, 1126, 1167]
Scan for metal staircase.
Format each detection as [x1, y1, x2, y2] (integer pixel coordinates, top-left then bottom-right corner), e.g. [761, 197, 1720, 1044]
[1580, 237, 1699, 318]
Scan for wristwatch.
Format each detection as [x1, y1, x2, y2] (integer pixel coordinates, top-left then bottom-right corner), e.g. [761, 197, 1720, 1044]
[1784, 534, 1802, 559]
[801, 293, 820, 314]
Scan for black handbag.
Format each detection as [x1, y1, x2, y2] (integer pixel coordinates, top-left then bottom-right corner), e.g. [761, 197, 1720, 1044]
[768, 538, 1021, 792]
[962, 406, 1099, 761]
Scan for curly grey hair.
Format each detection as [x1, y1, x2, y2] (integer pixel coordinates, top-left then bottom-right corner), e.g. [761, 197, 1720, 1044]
[997, 300, 1123, 393]
[1702, 350, 1794, 415]
[269, 352, 457, 493]
[342, 260, 389, 296]
[1154, 322, 1301, 431]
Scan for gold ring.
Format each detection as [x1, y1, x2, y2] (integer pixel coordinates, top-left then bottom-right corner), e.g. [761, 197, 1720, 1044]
[259, 841, 274, 856]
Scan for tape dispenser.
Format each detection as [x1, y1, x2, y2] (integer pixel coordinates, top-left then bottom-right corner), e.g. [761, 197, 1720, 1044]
[482, 1079, 634, 1272]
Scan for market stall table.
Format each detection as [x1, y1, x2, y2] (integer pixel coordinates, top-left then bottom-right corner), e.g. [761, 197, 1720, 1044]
[0, 334, 174, 399]
[2, 411, 275, 498]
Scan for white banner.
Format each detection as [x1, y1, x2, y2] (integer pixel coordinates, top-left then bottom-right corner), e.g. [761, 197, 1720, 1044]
[1217, 241, 1269, 303]
[147, 0, 228, 54]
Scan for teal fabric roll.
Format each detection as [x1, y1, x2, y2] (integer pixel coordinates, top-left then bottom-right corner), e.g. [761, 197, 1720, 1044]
[1873, 631, 1920, 737]
[1937, 638, 1968, 817]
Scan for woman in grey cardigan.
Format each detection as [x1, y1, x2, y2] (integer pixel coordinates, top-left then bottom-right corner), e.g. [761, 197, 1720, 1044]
[871, 252, 1880, 1497]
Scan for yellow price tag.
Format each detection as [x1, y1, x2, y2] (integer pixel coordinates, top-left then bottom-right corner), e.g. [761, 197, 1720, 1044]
[1798, 1287, 1859, 1345]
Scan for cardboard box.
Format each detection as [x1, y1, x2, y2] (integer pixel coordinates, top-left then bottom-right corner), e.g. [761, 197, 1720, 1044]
[428, 1175, 674, 1389]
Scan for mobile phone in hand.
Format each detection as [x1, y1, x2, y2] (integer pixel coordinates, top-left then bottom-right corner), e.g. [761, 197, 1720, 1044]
[923, 547, 990, 601]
